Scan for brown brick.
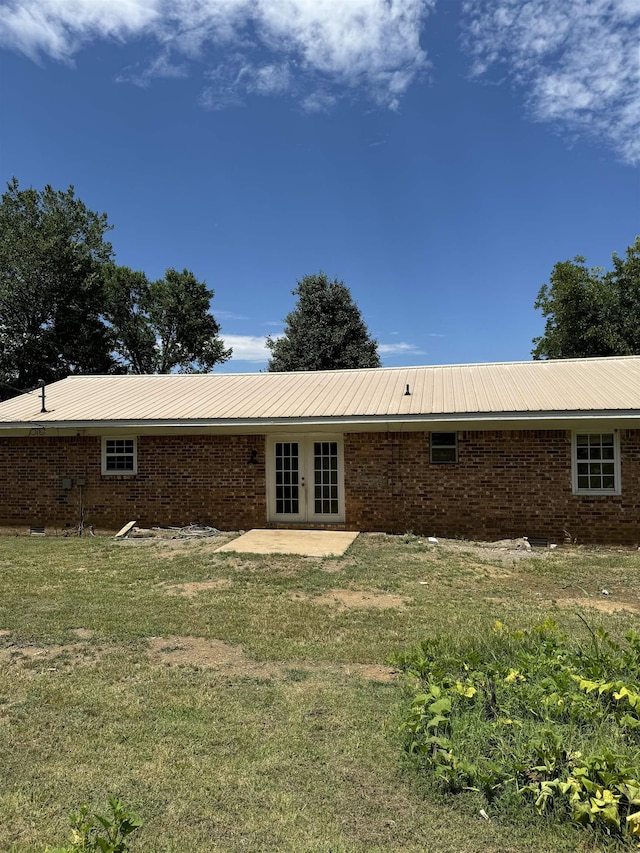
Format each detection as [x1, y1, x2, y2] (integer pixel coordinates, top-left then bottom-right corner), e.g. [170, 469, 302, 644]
[1, 429, 639, 545]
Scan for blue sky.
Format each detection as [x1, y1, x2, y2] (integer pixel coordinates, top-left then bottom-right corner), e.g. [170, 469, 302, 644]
[0, 0, 638, 372]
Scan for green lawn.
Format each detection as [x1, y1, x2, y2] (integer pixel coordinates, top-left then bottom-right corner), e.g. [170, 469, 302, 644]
[0, 532, 638, 852]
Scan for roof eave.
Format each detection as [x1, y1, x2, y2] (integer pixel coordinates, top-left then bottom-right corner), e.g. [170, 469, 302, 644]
[0, 409, 638, 431]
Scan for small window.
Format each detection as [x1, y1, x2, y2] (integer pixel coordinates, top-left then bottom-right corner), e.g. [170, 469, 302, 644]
[430, 432, 457, 464]
[102, 437, 137, 475]
[573, 432, 620, 495]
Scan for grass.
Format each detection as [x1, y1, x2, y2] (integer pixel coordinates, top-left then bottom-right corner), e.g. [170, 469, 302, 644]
[0, 532, 638, 852]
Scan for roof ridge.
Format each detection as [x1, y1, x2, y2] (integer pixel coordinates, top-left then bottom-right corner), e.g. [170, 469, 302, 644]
[58, 354, 640, 381]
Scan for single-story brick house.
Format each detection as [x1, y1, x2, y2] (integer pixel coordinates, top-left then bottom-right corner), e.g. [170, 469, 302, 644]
[0, 356, 639, 544]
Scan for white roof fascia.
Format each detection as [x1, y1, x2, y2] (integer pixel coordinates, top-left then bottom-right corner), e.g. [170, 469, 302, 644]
[0, 410, 638, 432]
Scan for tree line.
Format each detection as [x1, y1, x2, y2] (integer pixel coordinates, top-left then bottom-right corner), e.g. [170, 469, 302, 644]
[0, 177, 638, 402]
[0, 178, 233, 399]
[0, 179, 381, 399]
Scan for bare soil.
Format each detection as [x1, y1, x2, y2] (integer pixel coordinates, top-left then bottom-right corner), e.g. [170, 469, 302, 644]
[147, 635, 396, 682]
[291, 588, 408, 610]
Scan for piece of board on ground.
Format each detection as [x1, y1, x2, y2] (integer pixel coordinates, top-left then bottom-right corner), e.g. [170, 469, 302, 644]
[114, 520, 137, 539]
[215, 529, 359, 557]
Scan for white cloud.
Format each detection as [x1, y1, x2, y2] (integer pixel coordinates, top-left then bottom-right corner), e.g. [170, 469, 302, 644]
[225, 333, 427, 362]
[0, 0, 435, 109]
[224, 334, 272, 362]
[0, 0, 159, 62]
[215, 310, 251, 321]
[301, 89, 337, 114]
[4, 1, 635, 161]
[462, 0, 640, 164]
[378, 341, 427, 355]
[250, 61, 291, 95]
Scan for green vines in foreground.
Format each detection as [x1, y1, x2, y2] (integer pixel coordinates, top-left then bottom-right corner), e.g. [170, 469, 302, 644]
[393, 620, 640, 847]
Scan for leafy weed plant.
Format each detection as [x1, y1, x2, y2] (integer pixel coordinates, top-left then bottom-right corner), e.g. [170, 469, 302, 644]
[47, 796, 142, 853]
[393, 619, 640, 847]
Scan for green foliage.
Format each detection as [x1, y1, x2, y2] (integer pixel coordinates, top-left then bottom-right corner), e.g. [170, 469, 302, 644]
[266, 272, 381, 371]
[532, 237, 640, 359]
[0, 177, 115, 396]
[0, 178, 230, 396]
[47, 796, 142, 853]
[393, 621, 640, 846]
[102, 265, 232, 373]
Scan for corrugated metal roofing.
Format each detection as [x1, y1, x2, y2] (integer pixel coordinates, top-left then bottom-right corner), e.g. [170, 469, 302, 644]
[0, 357, 639, 426]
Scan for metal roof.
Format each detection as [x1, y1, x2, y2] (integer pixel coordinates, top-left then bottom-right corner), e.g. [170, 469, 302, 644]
[0, 357, 639, 427]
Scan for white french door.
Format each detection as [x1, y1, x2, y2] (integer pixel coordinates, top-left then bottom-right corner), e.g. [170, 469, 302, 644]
[267, 436, 344, 523]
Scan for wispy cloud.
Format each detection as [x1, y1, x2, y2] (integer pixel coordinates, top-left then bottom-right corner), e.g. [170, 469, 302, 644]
[378, 341, 427, 356]
[0, 0, 159, 62]
[2, 2, 636, 162]
[223, 335, 427, 363]
[0, 0, 435, 109]
[301, 89, 337, 114]
[462, 0, 640, 164]
[223, 334, 271, 362]
[215, 310, 252, 321]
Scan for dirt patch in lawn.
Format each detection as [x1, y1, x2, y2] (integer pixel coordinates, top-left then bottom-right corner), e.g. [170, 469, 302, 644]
[148, 635, 262, 669]
[484, 591, 639, 614]
[336, 663, 397, 682]
[116, 533, 238, 557]
[147, 635, 396, 682]
[0, 639, 114, 668]
[0, 644, 68, 663]
[291, 588, 409, 610]
[71, 628, 96, 639]
[551, 594, 639, 614]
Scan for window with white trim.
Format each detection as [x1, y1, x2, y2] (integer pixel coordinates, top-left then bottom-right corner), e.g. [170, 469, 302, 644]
[102, 437, 137, 475]
[572, 432, 620, 495]
[430, 432, 458, 464]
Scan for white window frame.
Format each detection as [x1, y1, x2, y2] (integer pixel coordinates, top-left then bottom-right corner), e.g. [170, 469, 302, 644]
[430, 431, 458, 464]
[102, 437, 137, 475]
[572, 431, 621, 496]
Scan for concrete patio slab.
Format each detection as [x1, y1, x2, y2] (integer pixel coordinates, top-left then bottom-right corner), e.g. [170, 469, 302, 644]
[214, 529, 359, 557]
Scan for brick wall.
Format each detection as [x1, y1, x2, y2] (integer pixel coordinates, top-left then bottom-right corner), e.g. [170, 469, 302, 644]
[0, 434, 266, 532]
[344, 429, 640, 545]
[1, 428, 639, 544]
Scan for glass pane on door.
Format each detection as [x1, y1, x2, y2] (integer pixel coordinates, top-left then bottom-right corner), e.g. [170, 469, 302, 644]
[275, 442, 299, 514]
[313, 441, 339, 515]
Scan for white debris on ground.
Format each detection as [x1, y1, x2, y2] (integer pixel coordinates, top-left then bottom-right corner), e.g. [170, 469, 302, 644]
[483, 537, 531, 551]
[114, 522, 220, 540]
[171, 524, 220, 539]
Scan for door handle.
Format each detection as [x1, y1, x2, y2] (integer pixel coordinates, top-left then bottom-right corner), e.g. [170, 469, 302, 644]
[300, 476, 305, 487]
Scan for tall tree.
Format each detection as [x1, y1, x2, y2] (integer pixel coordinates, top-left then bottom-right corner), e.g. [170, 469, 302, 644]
[532, 238, 640, 359]
[266, 272, 381, 371]
[0, 177, 115, 396]
[103, 265, 232, 373]
[0, 179, 232, 396]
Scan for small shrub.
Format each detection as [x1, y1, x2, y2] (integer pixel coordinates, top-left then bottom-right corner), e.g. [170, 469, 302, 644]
[46, 796, 142, 853]
[392, 621, 640, 846]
